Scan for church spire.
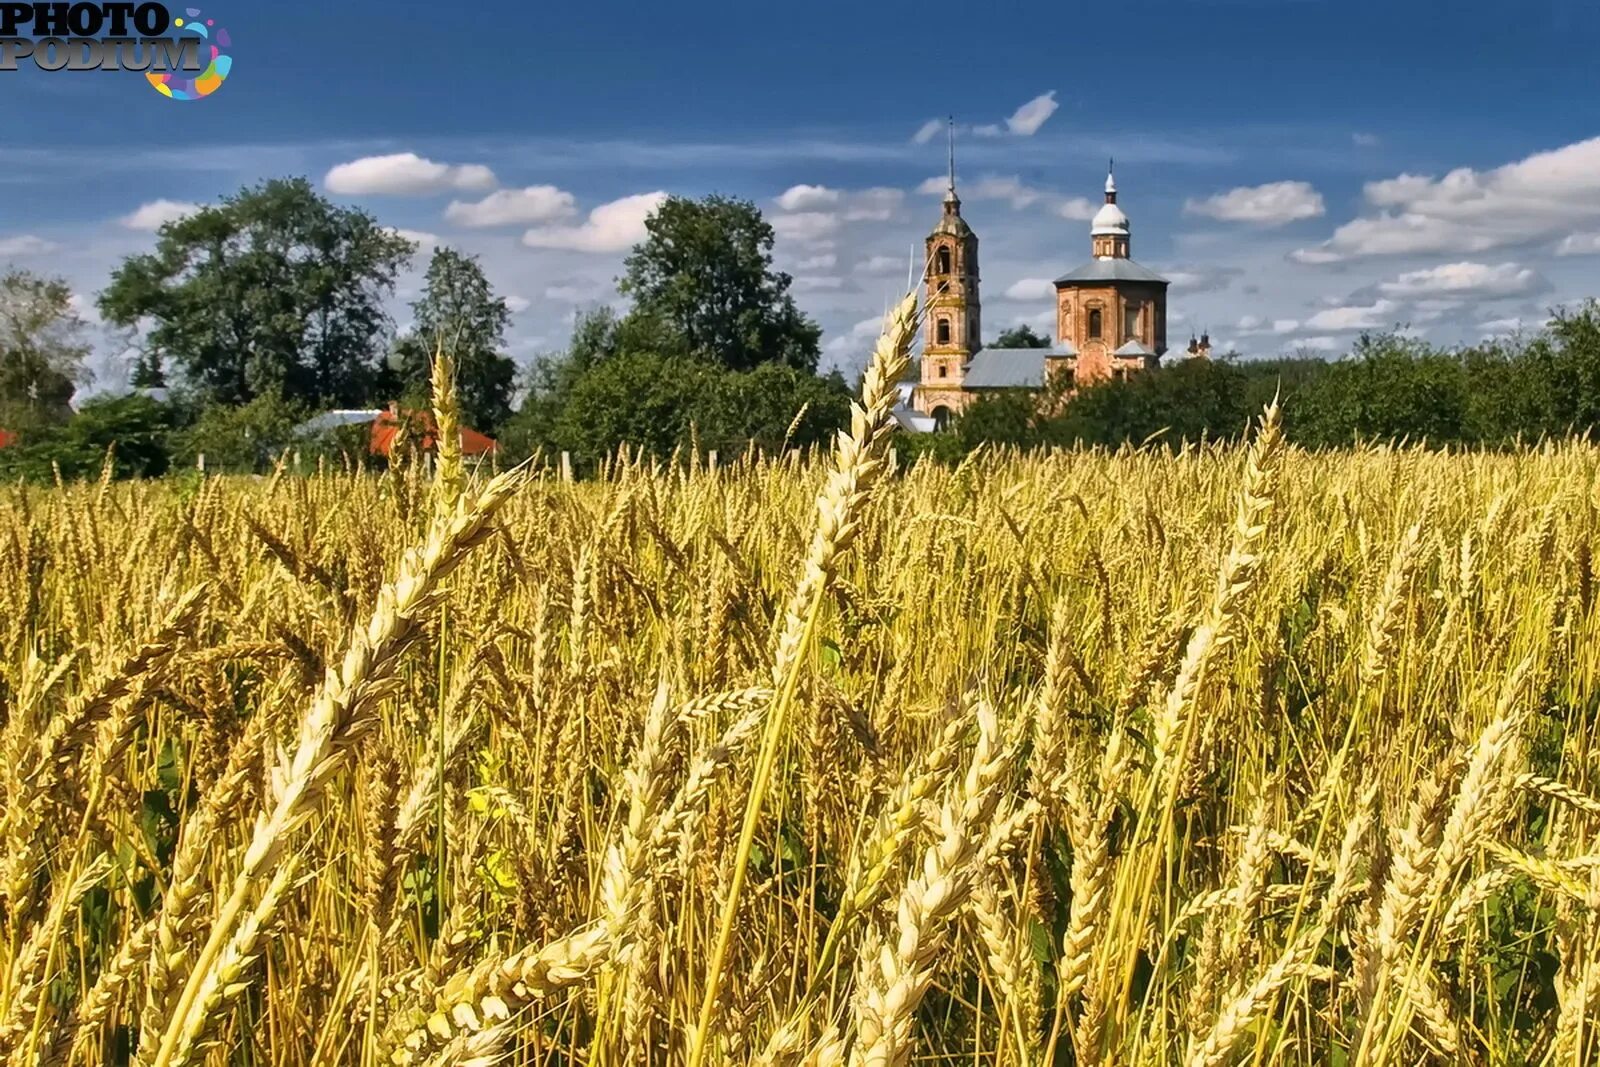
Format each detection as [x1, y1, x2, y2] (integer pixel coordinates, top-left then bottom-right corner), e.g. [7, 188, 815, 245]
[944, 116, 960, 210]
[1105, 158, 1116, 202]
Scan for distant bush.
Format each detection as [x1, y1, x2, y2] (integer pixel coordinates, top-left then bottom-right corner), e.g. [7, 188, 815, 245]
[0, 394, 174, 482]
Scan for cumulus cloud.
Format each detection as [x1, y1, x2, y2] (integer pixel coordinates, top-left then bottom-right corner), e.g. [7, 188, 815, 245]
[1479, 316, 1527, 336]
[1004, 278, 1055, 302]
[120, 200, 199, 231]
[521, 191, 667, 254]
[1236, 315, 1303, 336]
[1184, 181, 1325, 226]
[1004, 91, 1059, 136]
[793, 276, 846, 293]
[1375, 261, 1548, 300]
[855, 255, 902, 275]
[772, 211, 841, 244]
[843, 187, 903, 221]
[911, 119, 943, 145]
[389, 228, 441, 250]
[793, 253, 837, 272]
[775, 184, 841, 212]
[325, 152, 496, 196]
[1057, 198, 1098, 221]
[1292, 136, 1600, 262]
[0, 234, 61, 256]
[824, 314, 891, 361]
[504, 295, 531, 314]
[445, 186, 577, 228]
[1304, 298, 1402, 332]
[1294, 336, 1342, 352]
[1162, 266, 1245, 293]
[1557, 232, 1600, 256]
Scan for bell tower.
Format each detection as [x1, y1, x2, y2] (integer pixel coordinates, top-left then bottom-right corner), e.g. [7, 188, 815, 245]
[1091, 160, 1131, 259]
[914, 119, 981, 424]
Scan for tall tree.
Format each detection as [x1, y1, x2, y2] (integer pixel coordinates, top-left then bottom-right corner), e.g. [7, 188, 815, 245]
[99, 177, 415, 409]
[991, 323, 1054, 348]
[0, 268, 89, 429]
[619, 195, 821, 372]
[390, 248, 518, 430]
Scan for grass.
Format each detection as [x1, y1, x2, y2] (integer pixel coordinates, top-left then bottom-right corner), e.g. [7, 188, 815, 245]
[0, 299, 1598, 1066]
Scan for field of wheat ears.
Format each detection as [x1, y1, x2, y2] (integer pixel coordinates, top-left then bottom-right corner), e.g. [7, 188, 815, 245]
[2, 291, 1599, 1067]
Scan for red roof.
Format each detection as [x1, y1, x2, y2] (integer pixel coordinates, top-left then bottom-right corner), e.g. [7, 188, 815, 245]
[0, 428, 15, 449]
[369, 408, 498, 458]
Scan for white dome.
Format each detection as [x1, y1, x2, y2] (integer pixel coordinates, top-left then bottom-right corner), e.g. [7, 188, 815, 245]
[1091, 201, 1128, 236]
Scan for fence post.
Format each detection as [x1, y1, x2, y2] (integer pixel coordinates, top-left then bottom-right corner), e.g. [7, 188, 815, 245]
[560, 451, 574, 483]
[708, 450, 718, 473]
[196, 453, 205, 473]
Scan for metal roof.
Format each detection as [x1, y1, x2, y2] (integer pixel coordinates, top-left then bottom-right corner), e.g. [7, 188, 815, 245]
[1113, 339, 1157, 357]
[1054, 258, 1168, 285]
[961, 345, 1074, 389]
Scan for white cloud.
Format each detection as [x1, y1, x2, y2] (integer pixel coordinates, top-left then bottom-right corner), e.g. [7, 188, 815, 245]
[504, 295, 531, 314]
[793, 276, 845, 293]
[521, 191, 667, 254]
[1293, 136, 1600, 262]
[855, 255, 902, 275]
[824, 314, 890, 360]
[545, 283, 602, 302]
[1479, 316, 1527, 335]
[1376, 261, 1547, 300]
[0, 234, 61, 256]
[1236, 315, 1305, 336]
[1004, 278, 1055, 302]
[1272, 319, 1301, 334]
[843, 187, 903, 221]
[1236, 315, 1265, 331]
[445, 186, 577, 228]
[390, 228, 440, 250]
[120, 200, 199, 231]
[1184, 181, 1325, 226]
[1304, 298, 1402, 332]
[1005, 91, 1059, 136]
[1163, 266, 1244, 293]
[324, 152, 497, 196]
[776, 184, 841, 212]
[973, 123, 1004, 138]
[911, 119, 943, 145]
[1353, 132, 1381, 148]
[793, 252, 837, 271]
[1057, 198, 1098, 221]
[772, 211, 841, 244]
[1556, 232, 1600, 256]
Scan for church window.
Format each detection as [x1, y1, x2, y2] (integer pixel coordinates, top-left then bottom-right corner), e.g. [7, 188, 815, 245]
[1088, 309, 1102, 340]
[937, 318, 951, 345]
[936, 247, 951, 275]
[1125, 303, 1140, 340]
[937, 363, 948, 379]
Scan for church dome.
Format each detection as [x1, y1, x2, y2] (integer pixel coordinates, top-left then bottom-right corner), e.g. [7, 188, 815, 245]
[1091, 201, 1129, 236]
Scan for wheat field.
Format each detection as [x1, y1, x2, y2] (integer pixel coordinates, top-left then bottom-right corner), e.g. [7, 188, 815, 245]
[1, 297, 1598, 1067]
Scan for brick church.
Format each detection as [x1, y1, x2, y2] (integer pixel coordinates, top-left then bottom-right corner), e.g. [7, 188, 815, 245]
[909, 140, 1208, 427]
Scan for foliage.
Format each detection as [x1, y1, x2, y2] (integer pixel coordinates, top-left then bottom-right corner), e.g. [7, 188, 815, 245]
[0, 393, 173, 481]
[990, 323, 1053, 349]
[388, 248, 518, 431]
[619, 194, 822, 372]
[169, 393, 307, 473]
[99, 177, 415, 410]
[0, 268, 90, 430]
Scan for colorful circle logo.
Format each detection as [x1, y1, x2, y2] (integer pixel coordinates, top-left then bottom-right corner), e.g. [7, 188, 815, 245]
[147, 8, 232, 101]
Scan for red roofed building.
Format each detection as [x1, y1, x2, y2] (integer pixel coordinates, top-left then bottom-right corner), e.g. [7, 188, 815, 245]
[0, 428, 16, 450]
[368, 405, 499, 458]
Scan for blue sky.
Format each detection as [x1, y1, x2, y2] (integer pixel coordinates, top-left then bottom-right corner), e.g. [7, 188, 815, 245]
[4, 0, 1600, 391]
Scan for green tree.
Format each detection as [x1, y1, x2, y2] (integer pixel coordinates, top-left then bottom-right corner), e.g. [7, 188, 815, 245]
[990, 324, 1053, 348]
[99, 177, 415, 409]
[0, 269, 89, 430]
[0, 394, 173, 482]
[619, 195, 821, 372]
[389, 248, 518, 430]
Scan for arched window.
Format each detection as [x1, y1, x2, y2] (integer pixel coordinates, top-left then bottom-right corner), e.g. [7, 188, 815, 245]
[1088, 308, 1102, 340]
[936, 247, 951, 275]
[937, 363, 948, 378]
[936, 318, 951, 345]
[932, 406, 952, 431]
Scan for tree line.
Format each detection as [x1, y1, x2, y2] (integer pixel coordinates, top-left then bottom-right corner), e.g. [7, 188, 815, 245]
[4, 173, 1600, 481]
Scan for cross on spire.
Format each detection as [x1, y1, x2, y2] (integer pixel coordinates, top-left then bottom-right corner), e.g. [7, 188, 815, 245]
[947, 116, 957, 195]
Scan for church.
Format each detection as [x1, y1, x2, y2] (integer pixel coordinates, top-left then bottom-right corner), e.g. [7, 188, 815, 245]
[909, 144, 1208, 427]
